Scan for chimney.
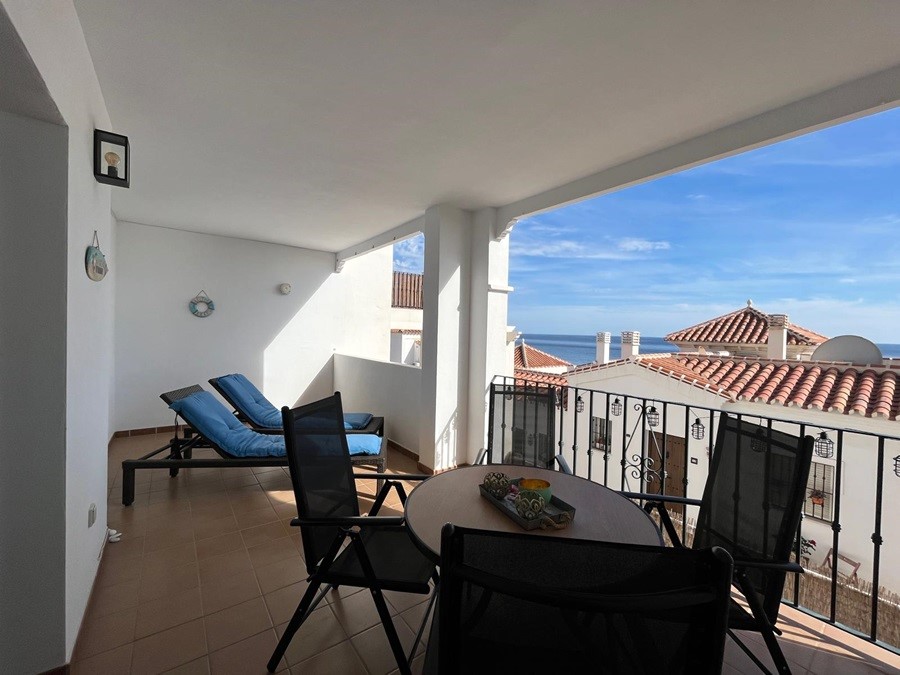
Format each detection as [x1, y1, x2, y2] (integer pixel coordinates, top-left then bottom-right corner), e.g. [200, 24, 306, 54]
[621, 331, 640, 360]
[768, 315, 788, 360]
[596, 331, 611, 364]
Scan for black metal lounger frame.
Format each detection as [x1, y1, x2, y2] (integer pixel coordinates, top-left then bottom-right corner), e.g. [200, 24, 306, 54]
[208, 376, 384, 436]
[121, 385, 388, 505]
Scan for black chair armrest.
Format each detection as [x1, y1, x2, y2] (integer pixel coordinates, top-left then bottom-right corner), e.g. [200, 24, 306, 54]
[620, 492, 702, 507]
[291, 516, 405, 528]
[733, 559, 804, 574]
[353, 472, 431, 481]
[255, 428, 283, 435]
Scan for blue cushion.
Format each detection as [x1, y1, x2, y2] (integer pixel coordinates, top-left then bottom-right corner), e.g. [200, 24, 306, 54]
[343, 412, 374, 430]
[216, 374, 283, 429]
[169, 391, 286, 458]
[347, 434, 383, 456]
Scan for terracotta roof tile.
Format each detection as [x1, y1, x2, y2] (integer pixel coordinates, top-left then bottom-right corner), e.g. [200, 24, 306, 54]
[392, 272, 423, 309]
[572, 353, 900, 422]
[513, 369, 568, 388]
[665, 305, 827, 346]
[513, 342, 573, 370]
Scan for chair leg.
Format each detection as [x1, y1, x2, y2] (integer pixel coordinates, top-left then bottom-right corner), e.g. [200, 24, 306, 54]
[369, 587, 411, 675]
[728, 629, 777, 675]
[122, 466, 135, 506]
[267, 580, 326, 672]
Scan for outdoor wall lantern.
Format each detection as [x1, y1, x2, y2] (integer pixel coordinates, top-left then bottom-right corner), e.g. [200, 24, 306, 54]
[94, 129, 130, 188]
[611, 397, 623, 417]
[814, 431, 835, 459]
[575, 396, 585, 414]
[646, 406, 660, 428]
[750, 429, 768, 453]
[691, 418, 705, 440]
[893, 455, 900, 478]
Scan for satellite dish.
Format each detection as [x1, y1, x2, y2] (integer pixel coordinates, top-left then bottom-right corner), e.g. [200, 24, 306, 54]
[811, 335, 883, 365]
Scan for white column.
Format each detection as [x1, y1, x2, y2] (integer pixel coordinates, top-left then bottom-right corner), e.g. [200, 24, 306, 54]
[420, 205, 473, 471]
[596, 331, 611, 364]
[466, 208, 512, 465]
[768, 314, 788, 360]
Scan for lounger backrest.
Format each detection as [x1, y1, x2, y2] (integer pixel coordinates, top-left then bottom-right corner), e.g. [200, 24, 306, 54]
[162, 386, 285, 458]
[210, 374, 282, 428]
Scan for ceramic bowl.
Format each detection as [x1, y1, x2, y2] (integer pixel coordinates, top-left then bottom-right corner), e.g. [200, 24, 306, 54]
[514, 490, 546, 520]
[482, 472, 510, 499]
[519, 478, 551, 505]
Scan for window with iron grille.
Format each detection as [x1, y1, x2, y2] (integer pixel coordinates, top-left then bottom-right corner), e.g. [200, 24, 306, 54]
[591, 416, 610, 451]
[804, 461, 834, 521]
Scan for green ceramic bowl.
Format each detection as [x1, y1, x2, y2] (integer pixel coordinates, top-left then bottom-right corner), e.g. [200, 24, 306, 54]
[519, 478, 551, 505]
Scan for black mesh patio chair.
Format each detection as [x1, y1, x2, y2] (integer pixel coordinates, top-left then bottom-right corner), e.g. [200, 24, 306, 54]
[423, 524, 734, 674]
[120, 385, 387, 505]
[267, 392, 438, 674]
[624, 413, 814, 675]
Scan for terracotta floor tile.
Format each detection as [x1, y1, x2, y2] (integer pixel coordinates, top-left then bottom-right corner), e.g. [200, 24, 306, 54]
[96, 554, 142, 588]
[143, 520, 196, 553]
[254, 554, 307, 595]
[198, 547, 254, 584]
[193, 514, 239, 542]
[229, 491, 274, 512]
[196, 531, 244, 561]
[399, 599, 434, 645]
[131, 618, 208, 675]
[277, 605, 348, 665]
[162, 656, 210, 674]
[241, 521, 290, 549]
[247, 536, 300, 570]
[88, 579, 141, 619]
[135, 586, 204, 639]
[141, 540, 197, 573]
[70, 643, 133, 674]
[384, 589, 430, 615]
[139, 562, 200, 603]
[102, 534, 145, 560]
[330, 587, 398, 637]
[223, 473, 261, 489]
[201, 568, 262, 615]
[204, 596, 273, 652]
[234, 506, 279, 530]
[263, 580, 314, 626]
[208, 628, 288, 674]
[350, 617, 423, 675]
[73, 606, 137, 660]
[290, 640, 367, 675]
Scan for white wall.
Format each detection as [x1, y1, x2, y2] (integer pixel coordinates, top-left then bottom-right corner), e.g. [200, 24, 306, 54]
[114, 222, 391, 430]
[390, 306, 423, 331]
[1, 0, 115, 664]
[334, 354, 423, 454]
[0, 110, 69, 672]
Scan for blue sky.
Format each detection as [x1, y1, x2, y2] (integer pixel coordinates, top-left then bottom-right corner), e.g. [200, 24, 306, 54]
[394, 107, 900, 341]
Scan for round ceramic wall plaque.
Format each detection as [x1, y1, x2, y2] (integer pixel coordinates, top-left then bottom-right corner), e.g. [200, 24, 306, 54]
[85, 231, 108, 281]
[189, 290, 215, 318]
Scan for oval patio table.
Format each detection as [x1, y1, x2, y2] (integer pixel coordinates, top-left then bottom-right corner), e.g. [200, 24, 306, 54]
[404, 464, 663, 562]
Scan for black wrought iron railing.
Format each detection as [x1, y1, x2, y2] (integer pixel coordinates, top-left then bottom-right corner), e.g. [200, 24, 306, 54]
[487, 375, 900, 655]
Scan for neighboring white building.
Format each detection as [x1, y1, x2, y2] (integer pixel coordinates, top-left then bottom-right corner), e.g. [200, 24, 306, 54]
[560, 328, 900, 593]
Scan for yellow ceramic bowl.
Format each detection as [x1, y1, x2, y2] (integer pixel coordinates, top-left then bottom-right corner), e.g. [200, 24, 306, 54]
[519, 478, 551, 505]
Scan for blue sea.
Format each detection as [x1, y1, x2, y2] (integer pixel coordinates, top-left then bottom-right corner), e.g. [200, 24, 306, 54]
[522, 333, 900, 367]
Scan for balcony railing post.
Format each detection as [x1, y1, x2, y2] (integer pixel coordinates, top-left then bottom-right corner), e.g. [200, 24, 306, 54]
[829, 429, 845, 623]
[870, 437, 886, 641]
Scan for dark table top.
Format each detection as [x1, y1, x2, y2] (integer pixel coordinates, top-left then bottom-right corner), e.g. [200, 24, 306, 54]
[404, 464, 663, 562]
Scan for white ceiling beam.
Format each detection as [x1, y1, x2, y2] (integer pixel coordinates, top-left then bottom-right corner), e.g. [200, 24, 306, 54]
[334, 213, 427, 272]
[498, 63, 900, 224]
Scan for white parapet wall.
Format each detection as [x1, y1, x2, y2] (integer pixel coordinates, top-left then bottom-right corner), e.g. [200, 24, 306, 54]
[334, 354, 422, 457]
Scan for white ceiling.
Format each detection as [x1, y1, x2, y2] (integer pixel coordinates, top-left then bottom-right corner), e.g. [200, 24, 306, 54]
[74, 1, 900, 252]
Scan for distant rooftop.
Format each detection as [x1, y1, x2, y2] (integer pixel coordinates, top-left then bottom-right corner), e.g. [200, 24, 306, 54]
[392, 272, 423, 309]
[514, 341, 574, 371]
[513, 368, 568, 388]
[665, 302, 828, 347]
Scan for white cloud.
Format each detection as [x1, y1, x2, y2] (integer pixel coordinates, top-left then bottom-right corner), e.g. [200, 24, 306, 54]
[616, 238, 670, 252]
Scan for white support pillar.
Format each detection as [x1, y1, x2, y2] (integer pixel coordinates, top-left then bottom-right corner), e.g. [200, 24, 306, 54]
[420, 205, 473, 471]
[466, 208, 512, 466]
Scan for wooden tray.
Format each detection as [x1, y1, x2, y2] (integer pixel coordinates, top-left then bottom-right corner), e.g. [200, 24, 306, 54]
[479, 479, 577, 531]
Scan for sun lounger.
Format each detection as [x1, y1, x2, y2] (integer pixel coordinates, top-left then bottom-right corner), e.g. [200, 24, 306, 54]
[120, 385, 387, 505]
[209, 373, 384, 435]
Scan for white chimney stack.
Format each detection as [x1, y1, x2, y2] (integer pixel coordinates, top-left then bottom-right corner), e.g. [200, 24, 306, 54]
[596, 331, 611, 364]
[621, 331, 640, 360]
[768, 315, 788, 360]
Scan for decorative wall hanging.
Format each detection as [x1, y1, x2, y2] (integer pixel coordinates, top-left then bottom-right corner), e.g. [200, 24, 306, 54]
[189, 290, 215, 318]
[94, 129, 130, 188]
[85, 230, 109, 281]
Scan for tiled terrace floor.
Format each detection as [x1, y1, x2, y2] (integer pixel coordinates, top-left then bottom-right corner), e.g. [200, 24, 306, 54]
[71, 432, 900, 674]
